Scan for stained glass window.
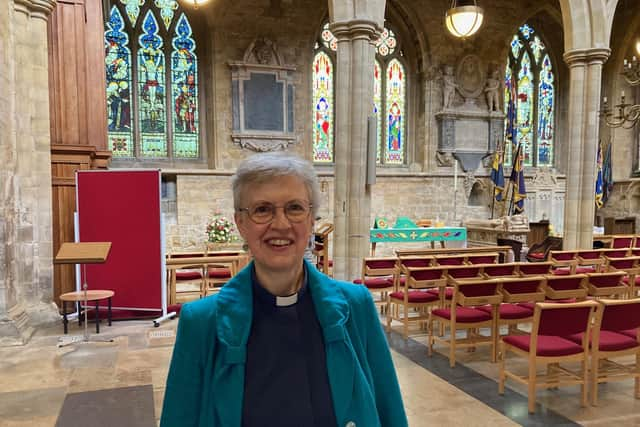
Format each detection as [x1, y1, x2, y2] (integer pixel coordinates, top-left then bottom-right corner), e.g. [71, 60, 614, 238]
[105, 3, 200, 160]
[312, 51, 334, 163]
[313, 23, 407, 166]
[385, 59, 404, 164]
[106, 6, 133, 157]
[503, 23, 555, 167]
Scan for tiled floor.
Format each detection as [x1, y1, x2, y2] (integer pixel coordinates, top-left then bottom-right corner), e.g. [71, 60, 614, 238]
[0, 317, 638, 426]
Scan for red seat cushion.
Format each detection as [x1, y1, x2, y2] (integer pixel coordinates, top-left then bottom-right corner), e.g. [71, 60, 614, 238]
[620, 329, 638, 339]
[551, 268, 572, 275]
[566, 330, 639, 351]
[431, 307, 492, 323]
[528, 252, 545, 260]
[389, 291, 438, 303]
[176, 271, 203, 280]
[575, 266, 596, 274]
[426, 287, 454, 299]
[621, 276, 640, 285]
[353, 277, 393, 289]
[503, 334, 584, 356]
[208, 267, 231, 279]
[478, 303, 533, 320]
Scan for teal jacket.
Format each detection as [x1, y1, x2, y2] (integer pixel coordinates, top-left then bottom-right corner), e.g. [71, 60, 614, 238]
[160, 260, 408, 427]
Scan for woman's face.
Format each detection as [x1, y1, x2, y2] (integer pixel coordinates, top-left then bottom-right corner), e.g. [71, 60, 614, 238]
[235, 175, 314, 277]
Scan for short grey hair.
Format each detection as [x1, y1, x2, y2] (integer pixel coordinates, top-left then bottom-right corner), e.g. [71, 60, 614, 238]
[232, 152, 320, 218]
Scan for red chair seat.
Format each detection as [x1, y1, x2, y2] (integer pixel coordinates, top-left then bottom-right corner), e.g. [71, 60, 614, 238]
[389, 290, 438, 303]
[208, 267, 231, 279]
[478, 303, 533, 320]
[528, 252, 545, 260]
[575, 266, 596, 274]
[426, 287, 454, 299]
[566, 330, 639, 352]
[622, 276, 640, 285]
[176, 271, 203, 280]
[620, 329, 638, 339]
[431, 307, 492, 322]
[503, 334, 584, 356]
[353, 277, 393, 289]
[552, 268, 572, 275]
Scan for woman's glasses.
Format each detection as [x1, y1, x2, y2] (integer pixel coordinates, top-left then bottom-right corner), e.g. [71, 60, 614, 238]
[238, 200, 312, 224]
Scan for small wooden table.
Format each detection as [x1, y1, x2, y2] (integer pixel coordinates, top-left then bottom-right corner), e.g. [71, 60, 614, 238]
[60, 290, 114, 334]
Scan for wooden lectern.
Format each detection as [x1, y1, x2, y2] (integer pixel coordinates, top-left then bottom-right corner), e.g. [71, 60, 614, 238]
[54, 242, 112, 346]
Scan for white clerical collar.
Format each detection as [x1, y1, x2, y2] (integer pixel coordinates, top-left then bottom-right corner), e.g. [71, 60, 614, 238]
[275, 293, 298, 307]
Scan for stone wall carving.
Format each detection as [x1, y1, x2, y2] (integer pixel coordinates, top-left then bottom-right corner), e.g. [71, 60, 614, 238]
[229, 37, 297, 152]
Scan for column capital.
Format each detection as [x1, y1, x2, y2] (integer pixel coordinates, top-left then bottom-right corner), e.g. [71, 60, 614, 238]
[563, 48, 611, 67]
[329, 19, 381, 42]
[14, 0, 56, 19]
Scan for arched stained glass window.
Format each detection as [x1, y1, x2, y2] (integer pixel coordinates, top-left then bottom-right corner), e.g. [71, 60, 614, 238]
[504, 23, 555, 167]
[313, 22, 407, 165]
[105, 1, 200, 160]
[312, 51, 334, 163]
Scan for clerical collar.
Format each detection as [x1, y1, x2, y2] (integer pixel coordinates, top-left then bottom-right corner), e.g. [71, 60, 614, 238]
[251, 266, 308, 307]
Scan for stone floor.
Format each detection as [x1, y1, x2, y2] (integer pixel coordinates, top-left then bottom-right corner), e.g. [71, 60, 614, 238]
[0, 316, 638, 426]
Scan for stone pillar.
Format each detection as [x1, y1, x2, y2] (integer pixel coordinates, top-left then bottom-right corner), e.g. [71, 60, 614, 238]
[330, 20, 380, 280]
[0, 0, 57, 346]
[562, 48, 610, 250]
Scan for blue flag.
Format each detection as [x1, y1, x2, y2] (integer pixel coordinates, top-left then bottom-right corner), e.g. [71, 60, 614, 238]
[510, 143, 526, 214]
[595, 142, 604, 209]
[602, 141, 612, 205]
[490, 148, 505, 202]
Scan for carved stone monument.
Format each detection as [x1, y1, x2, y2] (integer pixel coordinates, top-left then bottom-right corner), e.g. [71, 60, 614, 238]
[228, 37, 297, 151]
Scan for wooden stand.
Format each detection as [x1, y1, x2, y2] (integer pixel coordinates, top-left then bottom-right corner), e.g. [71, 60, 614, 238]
[54, 242, 113, 346]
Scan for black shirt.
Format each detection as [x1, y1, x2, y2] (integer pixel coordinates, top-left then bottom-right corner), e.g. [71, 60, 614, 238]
[241, 267, 337, 427]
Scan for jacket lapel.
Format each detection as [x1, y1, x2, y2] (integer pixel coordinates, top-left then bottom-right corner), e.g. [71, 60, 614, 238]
[212, 263, 254, 427]
[306, 261, 357, 424]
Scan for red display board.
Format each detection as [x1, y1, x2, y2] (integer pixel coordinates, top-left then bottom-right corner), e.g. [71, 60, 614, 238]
[76, 170, 163, 311]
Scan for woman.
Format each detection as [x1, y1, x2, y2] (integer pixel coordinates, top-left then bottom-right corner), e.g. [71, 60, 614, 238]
[161, 152, 407, 427]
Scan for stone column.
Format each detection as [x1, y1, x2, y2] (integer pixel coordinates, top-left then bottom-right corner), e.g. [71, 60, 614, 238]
[562, 48, 610, 250]
[330, 20, 380, 280]
[0, 0, 57, 346]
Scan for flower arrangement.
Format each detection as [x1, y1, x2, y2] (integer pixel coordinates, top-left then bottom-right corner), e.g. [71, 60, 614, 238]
[206, 212, 236, 244]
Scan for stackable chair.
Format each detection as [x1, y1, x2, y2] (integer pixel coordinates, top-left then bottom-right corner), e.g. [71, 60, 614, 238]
[466, 253, 499, 265]
[483, 263, 518, 278]
[606, 256, 640, 298]
[313, 223, 334, 276]
[575, 250, 605, 273]
[479, 276, 546, 335]
[585, 271, 628, 298]
[427, 264, 485, 302]
[387, 266, 446, 339]
[517, 261, 553, 276]
[353, 257, 396, 314]
[433, 254, 467, 266]
[499, 300, 599, 413]
[167, 252, 206, 303]
[566, 298, 640, 405]
[610, 235, 636, 249]
[543, 274, 589, 302]
[548, 250, 578, 275]
[428, 278, 503, 367]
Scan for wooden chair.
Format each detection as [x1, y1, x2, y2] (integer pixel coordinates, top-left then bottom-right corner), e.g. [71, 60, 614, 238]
[466, 252, 499, 265]
[610, 235, 636, 249]
[166, 252, 206, 303]
[483, 263, 518, 278]
[313, 223, 334, 275]
[585, 271, 629, 298]
[481, 276, 546, 335]
[543, 274, 589, 302]
[387, 266, 445, 339]
[517, 261, 553, 276]
[566, 298, 640, 405]
[606, 256, 640, 298]
[432, 254, 467, 266]
[428, 278, 503, 367]
[205, 251, 243, 295]
[526, 236, 563, 262]
[427, 264, 485, 302]
[499, 300, 598, 413]
[575, 250, 605, 273]
[354, 257, 396, 314]
[549, 250, 578, 275]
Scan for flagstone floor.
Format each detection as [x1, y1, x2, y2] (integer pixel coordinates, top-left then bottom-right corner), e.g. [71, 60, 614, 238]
[0, 317, 638, 426]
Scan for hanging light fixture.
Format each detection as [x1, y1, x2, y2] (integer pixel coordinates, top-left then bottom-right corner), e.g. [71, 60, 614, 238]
[445, 0, 484, 38]
[179, 0, 209, 8]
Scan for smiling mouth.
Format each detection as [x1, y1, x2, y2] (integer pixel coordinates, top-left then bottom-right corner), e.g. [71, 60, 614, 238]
[266, 239, 293, 247]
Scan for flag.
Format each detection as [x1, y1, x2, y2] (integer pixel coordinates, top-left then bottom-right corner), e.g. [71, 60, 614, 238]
[490, 147, 505, 201]
[595, 141, 604, 209]
[602, 141, 613, 204]
[510, 143, 526, 214]
[505, 72, 517, 149]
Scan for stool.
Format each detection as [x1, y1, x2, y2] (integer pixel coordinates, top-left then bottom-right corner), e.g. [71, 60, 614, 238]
[60, 290, 114, 334]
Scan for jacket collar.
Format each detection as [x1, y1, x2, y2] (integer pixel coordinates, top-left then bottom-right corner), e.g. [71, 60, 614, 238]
[215, 259, 350, 349]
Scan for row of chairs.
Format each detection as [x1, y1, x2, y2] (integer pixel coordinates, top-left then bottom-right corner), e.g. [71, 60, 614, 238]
[500, 299, 640, 412]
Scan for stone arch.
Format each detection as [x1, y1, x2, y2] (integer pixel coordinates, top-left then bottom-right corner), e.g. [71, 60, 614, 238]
[558, 0, 611, 51]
